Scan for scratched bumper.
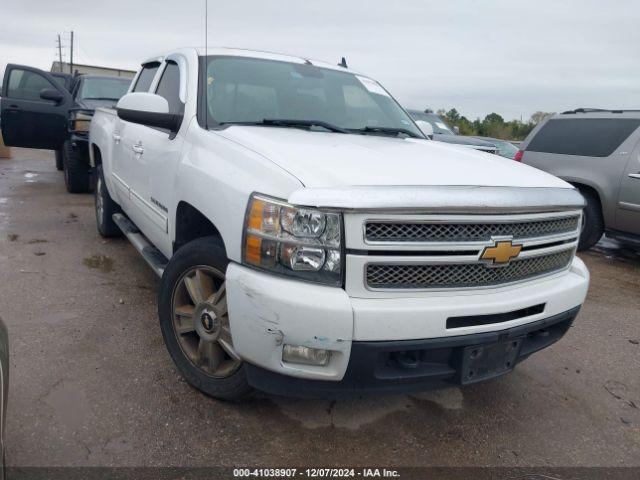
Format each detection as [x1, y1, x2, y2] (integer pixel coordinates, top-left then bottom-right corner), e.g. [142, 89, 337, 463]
[225, 258, 588, 384]
[244, 306, 579, 398]
[226, 263, 354, 381]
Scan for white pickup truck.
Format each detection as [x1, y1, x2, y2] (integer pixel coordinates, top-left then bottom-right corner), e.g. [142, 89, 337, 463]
[89, 48, 589, 400]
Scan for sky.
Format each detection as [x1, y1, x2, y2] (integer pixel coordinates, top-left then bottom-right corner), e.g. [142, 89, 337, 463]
[1, 0, 640, 121]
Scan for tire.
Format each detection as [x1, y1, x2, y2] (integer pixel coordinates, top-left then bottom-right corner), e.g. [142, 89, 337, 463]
[158, 237, 251, 401]
[95, 164, 123, 238]
[54, 150, 64, 171]
[578, 188, 604, 251]
[62, 140, 91, 193]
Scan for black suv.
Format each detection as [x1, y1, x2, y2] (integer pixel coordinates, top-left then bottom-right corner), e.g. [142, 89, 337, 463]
[1, 65, 130, 192]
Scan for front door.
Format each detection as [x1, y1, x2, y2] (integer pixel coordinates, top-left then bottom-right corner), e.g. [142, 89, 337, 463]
[0, 65, 73, 150]
[616, 150, 640, 235]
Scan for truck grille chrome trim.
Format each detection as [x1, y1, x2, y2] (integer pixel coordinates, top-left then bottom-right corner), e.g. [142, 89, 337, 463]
[365, 248, 574, 290]
[365, 215, 580, 243]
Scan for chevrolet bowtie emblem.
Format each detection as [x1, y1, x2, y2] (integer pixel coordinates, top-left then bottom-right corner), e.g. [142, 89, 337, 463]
[481, 240, 523, 265]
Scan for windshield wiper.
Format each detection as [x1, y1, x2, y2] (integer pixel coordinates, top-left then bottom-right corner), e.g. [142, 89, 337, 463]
[263, 119, 349, 133]
[219, 119, 348, 134]
[350, 126, 422, 139]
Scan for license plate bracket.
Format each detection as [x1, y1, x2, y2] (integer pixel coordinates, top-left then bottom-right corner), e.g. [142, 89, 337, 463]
[460, 337, 523, 384]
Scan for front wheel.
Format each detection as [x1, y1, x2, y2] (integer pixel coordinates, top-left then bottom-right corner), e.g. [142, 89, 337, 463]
[54, 150, 64, 171]
[63, 140, 91, 193]
[158, 237, 251, 400]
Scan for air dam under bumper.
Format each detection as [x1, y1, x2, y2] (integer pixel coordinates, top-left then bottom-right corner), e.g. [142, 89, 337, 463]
[245, 307, 579, 398]
[225, 257, 588, 394]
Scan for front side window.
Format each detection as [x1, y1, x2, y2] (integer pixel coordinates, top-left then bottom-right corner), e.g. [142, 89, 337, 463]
[527, 118, 640, 157]
[155, 61, 184, 114]
[201, 56, 422, 137]
[132, 62, 160, 93]
[78, 77, 131, 101]
[7, 69, 57, 102]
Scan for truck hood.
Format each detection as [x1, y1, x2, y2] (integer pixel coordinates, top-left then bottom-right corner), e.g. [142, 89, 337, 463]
[216, 126, 570, 189]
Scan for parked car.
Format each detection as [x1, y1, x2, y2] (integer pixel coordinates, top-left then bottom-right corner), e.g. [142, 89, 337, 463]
[0, 65, 131, 192]
[89, 48, 589, 400]
[407, 109, 498, 154]
[518, 108, 640, 250]
[472, 136, 519, 159]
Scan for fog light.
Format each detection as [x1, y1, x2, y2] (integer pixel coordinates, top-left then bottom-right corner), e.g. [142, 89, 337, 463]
[282, 344, 331, 366]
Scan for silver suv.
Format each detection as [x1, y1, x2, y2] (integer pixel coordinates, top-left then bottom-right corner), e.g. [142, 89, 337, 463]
[519, 109, 640, 250]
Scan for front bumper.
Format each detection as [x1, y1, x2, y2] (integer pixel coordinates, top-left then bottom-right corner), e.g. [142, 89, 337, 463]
[225, 257, 589, 390]
[245, 306, 579, 398]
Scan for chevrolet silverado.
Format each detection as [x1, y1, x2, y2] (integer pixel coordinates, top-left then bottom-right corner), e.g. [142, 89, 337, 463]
[89, 48, 589, 399]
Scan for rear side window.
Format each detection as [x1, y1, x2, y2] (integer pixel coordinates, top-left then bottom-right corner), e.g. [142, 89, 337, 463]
[155, 61, 184, 114]
[7, 69, 57, 101]
[132, 62, 160, 92]
[527, 118, 640, 157]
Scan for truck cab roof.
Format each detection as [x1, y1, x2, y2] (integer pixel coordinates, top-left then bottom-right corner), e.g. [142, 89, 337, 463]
[140, 47, 357, 75]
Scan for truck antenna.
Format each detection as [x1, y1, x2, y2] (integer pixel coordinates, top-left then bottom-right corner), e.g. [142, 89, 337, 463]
[338, 57, 348, 68]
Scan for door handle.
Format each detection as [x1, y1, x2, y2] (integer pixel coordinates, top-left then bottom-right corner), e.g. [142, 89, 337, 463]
[629, 173, 640, 179]
[112, 133, 122, 144]
[132, 143, 144, 155]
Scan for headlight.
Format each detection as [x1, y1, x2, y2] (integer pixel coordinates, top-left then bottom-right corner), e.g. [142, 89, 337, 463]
[70, 111, 93, 133]
[243, 194, 343, 286]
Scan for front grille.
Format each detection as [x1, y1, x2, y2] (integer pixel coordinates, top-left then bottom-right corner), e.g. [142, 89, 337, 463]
[366, 249, 574, 289]
[365, 216, 580, 243]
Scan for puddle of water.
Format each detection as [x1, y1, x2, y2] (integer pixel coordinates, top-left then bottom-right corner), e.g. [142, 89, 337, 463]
[82, 254, 115, 273]
[271, 387, 464, 430]
[272, 395, 413, 430]
[0, 198, 7, 204]
[411, 388, 464, 410]
[591, 236, 640, 265]
[24, 172, 38, 183]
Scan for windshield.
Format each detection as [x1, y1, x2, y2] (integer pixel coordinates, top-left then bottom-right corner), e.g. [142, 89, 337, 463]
[78, 77, 131, 101]
[408, 111, 455, 135]
[202, 56, 422, 137]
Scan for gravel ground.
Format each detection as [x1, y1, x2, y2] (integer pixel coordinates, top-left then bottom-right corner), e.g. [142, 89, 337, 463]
[0, 148, 638, 468]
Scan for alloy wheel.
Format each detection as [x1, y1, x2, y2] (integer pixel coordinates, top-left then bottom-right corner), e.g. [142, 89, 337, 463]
[170, 266, 241, 378]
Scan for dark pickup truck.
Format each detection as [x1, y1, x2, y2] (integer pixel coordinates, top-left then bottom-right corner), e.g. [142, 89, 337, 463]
[1, 65, 130, 192]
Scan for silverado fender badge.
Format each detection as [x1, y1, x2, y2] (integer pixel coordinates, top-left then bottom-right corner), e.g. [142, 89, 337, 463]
[481, 239, 523, 266]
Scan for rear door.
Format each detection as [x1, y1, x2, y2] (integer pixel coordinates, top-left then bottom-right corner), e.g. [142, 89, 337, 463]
[112, 61, 161, 215]
[125, 59, 186, 253]
[1, 64, 74, 150]
[616, 144, 640, 235]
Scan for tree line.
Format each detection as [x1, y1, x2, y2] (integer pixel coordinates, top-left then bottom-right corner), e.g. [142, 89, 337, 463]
[435, 108, 555, 141]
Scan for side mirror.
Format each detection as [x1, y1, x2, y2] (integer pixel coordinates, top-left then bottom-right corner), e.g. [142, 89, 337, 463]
[415, 120, 434, 139]
[117, 93, 183, 132]
[40, 88, 64, 104]
[453, 126, 460, 135]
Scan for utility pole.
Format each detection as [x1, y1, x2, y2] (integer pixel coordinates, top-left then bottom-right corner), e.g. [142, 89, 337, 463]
[69, 31, 74, 75]
[57, 34, 63, 72]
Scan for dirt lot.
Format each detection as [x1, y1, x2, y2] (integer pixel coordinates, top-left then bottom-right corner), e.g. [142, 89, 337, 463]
[0, 148, 639, 468]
